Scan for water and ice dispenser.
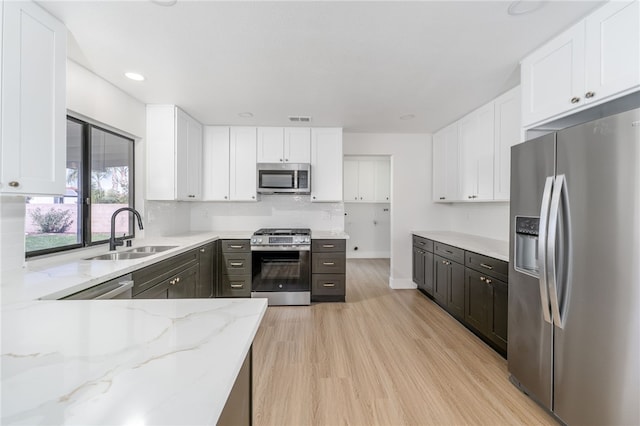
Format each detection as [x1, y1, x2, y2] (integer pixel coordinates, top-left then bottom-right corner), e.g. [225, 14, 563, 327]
[514, 216, 540, 277]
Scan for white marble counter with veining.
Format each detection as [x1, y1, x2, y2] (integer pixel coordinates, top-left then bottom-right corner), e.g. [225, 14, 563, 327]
[412, 231, 509, 262]
[1, 232, 221, 304]
[311, 230, 350, 239]
[1, 297, 267, 425]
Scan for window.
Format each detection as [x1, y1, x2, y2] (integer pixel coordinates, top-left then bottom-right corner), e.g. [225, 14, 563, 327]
[25, 117, 135, 256]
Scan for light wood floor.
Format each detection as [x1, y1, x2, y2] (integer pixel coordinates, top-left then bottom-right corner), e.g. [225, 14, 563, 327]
[253, 259, 554, 425]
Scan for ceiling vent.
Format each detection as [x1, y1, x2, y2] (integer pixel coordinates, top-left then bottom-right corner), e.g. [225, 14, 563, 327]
[288, 116, 312, 123]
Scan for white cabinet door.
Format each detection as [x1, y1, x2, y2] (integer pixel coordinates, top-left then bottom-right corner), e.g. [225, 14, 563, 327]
[284, 127, 311, 163]
[343, 159, 359, 202]
[257, 127, 284, 163]
[202, 127, 230, 201]
[1, 0, 66, 195]
[374, 159, 390, 202]
[432, 124, 459, 202]
[521, 23, 585, 127]
[230, 127, 257, 201]
[459, 103, 494, 201]
[493, 87, 521, 201]
[186, 116, 203, 200]
[585, 0, 640, 104]
[311, 128, 343, 202]
[146, 105, 177, 200]
[175, 109, 190, 200]
[357, 159, 376, 202]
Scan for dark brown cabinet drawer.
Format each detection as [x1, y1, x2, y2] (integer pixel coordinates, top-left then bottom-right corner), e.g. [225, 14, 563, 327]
[221, 253, 251, 275]
[132, 249, 198, 296]
[312, 239, 346, 253]
[218, 275, 252, 298]
[434, 242, 465, 264]
[412, 235, 433, 252]
[220, 239, 251, 253]
[312, 253, 346, 274]
[312, 274, 345, 296]
[465, 251, 508, 282]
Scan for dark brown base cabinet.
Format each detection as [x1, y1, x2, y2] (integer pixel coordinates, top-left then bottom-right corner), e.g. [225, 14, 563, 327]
[132, 242, 217, 299]
[217, 239, 252, 298]
[311, 239, 346, 302]
[412, 234, 509, 357]
[412, 236, 434, 296]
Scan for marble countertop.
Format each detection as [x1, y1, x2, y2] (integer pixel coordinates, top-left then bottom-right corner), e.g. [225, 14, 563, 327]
[412, 231, 509, 262]
[311, 230, 349, 239]
[1, 297, 267, 425]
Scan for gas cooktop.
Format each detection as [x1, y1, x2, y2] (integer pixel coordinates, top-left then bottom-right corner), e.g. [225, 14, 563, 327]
[253, 228, 311, 236]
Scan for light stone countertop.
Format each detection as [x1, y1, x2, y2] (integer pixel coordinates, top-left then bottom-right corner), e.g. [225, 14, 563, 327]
[1, 297, 267, 425]
[412, 231, 509, 262]
[311, 230, 349, 239]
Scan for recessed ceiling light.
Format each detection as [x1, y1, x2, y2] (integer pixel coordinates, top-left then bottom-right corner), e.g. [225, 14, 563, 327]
[507, 1, 545, 16]
[124, 72, 145, 81]
[400, 114, 415, 120]
[238, 112, 254, 118]
[151, 0, 177, 6]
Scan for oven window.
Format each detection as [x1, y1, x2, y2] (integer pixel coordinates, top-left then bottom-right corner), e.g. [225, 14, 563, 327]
[261, 258, 301, 280]
[260, 171, 294, 188]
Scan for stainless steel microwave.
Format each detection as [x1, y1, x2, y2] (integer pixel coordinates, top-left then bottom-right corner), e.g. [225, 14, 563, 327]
[257, 163, 311, 194]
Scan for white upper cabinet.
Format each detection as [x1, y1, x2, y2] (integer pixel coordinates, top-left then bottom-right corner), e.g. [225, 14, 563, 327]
[257, 127, 310, 163]
[229, 127, 257, 201]
[147, 105, 203, 201]
[522, 0, 639, 127]
[1, 0, 66, 195]
[202, 127, 231, 201]
[432, 123, 459, 202]
[584, 1, 640, 104]
[311, 128, 343, 202]
[459, 102, 494, 201]
[493, 87, 521, 201]
[344, 157, 390, 203]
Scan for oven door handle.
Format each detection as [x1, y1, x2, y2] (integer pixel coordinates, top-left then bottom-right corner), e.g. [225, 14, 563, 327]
[251, 245, 310, 251]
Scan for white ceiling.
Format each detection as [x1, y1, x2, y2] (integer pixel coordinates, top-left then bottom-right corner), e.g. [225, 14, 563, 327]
[41, 1, 603, 133]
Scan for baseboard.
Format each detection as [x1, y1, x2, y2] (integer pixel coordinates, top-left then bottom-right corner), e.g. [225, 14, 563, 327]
[389, 277, 417, 289]
[346, 251, 390, 259]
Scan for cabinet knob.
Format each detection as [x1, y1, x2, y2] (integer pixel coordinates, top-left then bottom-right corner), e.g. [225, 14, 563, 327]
[570, 96, 581, 104]
[280, 158, 283, 162]
[480, 276, 486, 281]
[468, 195, 473, 199]
[386, 197, 389, 200]
[285, 158, 289, 162]
[251, 195, 255, 199]
[8, 181, 19, 188]
[355, 197, 358, 200]
[486, 279, 493, 285]
[585, 91, 595, 99]
[200, 248, 206, 253]
[312, 196, 316, 200]
[224, 196, 228, 199]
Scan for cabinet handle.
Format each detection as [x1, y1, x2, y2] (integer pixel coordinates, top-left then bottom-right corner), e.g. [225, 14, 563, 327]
[419, 241, 425, 245]
[355, 197, 358, 200]
[441, 260, 447, 264]
[323, 262, 336, 266]
[480, 276, 486, 281]
[252, 196, 255, 199]
[285, 158, 289, 162]
[229, 245, 244, 249]
[439, 197, 445, 200]
[585, 91, 595, 99]
[360, 197, 363, 200]
[468, 195, 473, 199]
[445, 250, 453, 254]
[8, 181, 20, 187]
[230, 262, 244, 267]
[571, 96, 581, 104]
[224, 196, 228, 199]
[486, 279, 493, 285]
[480, 263, 493, 270]
[280, 158, 283, 162]
[322, 283, 336, 288]
[230, 283, 244, 288]
[322, 244, 335, 248]
[386, 197, 389, 200]
[200, 248, 206, 253]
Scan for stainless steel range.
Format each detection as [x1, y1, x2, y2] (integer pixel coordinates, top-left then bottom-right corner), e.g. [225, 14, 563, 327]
[250, 228, 311, 306]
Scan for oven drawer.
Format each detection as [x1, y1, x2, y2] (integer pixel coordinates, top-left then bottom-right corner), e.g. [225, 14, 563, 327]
[312, 274, 345, 296]
[218, 275, 252, 298]
[220, 240, 251, 253]
[312, 239, 346, 253]
[312, 253, 346, 274]
[221, 253, 251, 275]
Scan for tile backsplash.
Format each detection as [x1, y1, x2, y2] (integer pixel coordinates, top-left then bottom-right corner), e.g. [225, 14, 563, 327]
[0, 196, 27, 276]
[190, 195, 345, 231]
[144, 201, 192, 237]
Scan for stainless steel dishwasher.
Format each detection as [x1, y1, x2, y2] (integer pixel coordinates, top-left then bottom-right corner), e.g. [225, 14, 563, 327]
[62, 274, 134, 300]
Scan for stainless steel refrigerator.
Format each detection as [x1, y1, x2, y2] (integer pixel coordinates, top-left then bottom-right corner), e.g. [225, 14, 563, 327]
[508, 106, 640, 425]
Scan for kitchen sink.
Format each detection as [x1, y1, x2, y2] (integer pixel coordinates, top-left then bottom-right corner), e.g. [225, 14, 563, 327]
[84, 252, 154, 261]
[124, 245, 177, 254]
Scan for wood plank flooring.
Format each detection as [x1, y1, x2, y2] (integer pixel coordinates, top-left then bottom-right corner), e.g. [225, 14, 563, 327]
[253, 259, 554, 425]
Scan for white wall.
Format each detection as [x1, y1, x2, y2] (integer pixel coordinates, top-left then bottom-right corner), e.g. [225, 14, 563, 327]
[190, 196, 344, 232]
[444, 202, 510, 241]
[344, 202, 390, 259]
[343, 133, 448, 289]
[0, 196, 28, 277]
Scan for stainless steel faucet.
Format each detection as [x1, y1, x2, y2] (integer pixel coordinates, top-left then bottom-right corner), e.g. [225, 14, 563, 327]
[109, 207, 144, 251]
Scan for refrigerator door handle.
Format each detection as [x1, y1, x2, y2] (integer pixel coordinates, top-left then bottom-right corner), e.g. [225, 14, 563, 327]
[548, 174, 571, 329]
[538, 176, 554, 324]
